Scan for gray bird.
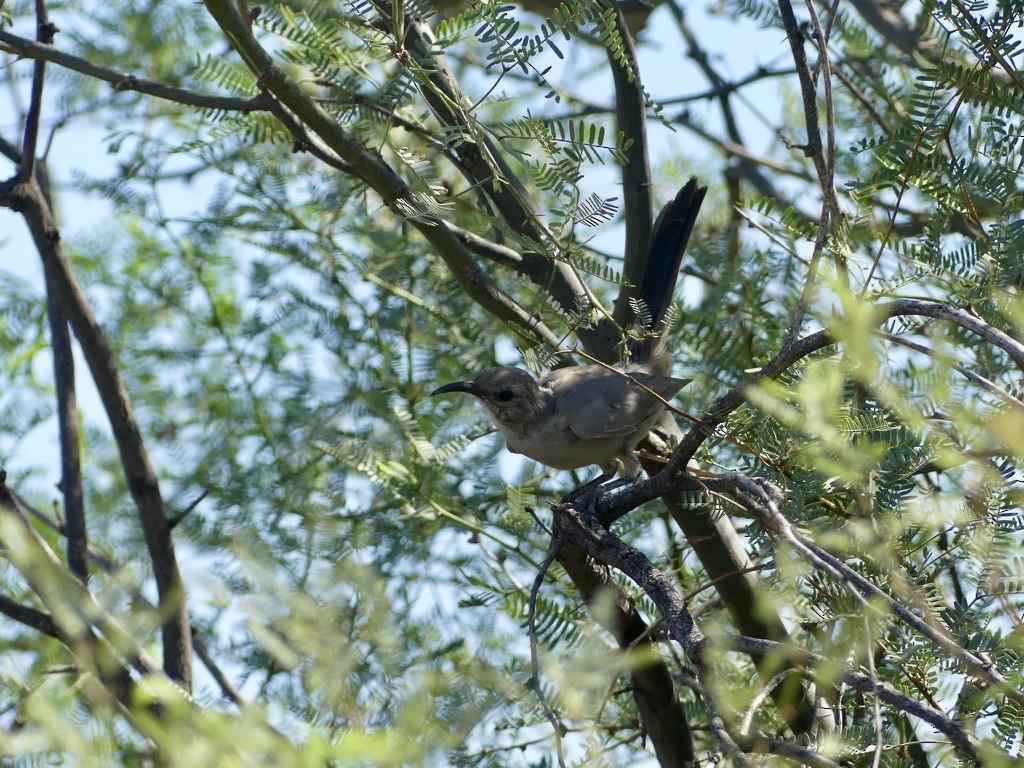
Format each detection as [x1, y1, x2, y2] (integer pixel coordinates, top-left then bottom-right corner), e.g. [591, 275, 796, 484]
[432, 179, 706, 483]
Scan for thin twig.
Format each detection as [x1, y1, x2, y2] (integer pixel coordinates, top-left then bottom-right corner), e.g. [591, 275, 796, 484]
[18, 0, 54, 181]
[528, 529, 567, 768]
[0, 29, 266, 112]
[738, 669, 796, 737]
[684, 562, 777, 603]
[865, 620, 884, 768]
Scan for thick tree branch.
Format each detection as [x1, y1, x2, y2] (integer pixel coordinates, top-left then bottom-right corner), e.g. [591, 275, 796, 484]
[0, 174, 193, 687]
[656, 487, 820, 734]
[0, 126, 87, 581]
[556, 534, 699, 767]
[606, 6, 653, 333]
[554, 503, 771, 768]
[396, 14, 615, 356]
[0, 593, 59, 637]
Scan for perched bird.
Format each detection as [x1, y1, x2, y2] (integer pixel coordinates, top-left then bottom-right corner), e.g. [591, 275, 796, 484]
[432, 179, 707, 482]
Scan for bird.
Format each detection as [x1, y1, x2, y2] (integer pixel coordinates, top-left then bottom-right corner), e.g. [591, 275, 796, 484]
[432, 179, 707, 487]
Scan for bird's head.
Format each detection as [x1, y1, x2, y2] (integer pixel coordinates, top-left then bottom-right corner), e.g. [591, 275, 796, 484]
[431, 366, 541, 426]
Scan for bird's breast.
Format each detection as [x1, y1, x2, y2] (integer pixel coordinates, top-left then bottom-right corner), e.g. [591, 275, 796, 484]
[499, 418, 625, 471]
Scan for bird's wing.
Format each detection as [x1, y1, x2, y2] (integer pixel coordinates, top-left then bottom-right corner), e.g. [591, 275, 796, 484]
[548, 367, 688, 441]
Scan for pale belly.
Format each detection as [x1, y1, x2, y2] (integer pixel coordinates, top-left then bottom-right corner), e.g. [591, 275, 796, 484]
[501, 424, 627, 471]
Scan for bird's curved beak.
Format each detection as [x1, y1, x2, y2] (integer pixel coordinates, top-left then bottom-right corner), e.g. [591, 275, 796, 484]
[430, 381, 479, 397]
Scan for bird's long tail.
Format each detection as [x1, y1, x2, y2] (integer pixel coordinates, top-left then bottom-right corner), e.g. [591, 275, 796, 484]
[630, 178, 708, 365]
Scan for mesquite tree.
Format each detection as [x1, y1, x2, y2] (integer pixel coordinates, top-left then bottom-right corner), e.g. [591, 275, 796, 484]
[1, 0, 1023, 765]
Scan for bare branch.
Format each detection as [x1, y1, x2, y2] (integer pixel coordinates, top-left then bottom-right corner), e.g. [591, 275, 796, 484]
[548, 482, 985, 763]
[9, 483, 247, 708]
[0, 174, 193, 687]
[776, 0, 831, 207]
[0, 29, 267, 112]
[37, 162, 88, 581]
[0, 593, 58, 637]
[555, 525, 700, 766]
[18, 0, 55, 181]
[607, 4, 653, 332]
[553, 502, 757, 767]
[880, 332, 1024, 411]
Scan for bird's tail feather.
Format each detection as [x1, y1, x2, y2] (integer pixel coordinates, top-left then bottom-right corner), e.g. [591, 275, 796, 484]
[631, 178, 708, 363]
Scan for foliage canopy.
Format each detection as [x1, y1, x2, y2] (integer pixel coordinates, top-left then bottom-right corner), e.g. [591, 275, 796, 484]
[1, 0, 1024, 766]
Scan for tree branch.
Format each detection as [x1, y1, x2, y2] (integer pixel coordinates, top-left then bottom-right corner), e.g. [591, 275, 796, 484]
[200, 0, 564, 350]
[550, 489, 987, 763]
[397, 13, 615, 355]
[720, 633, 984, 762]
[17, 0, 55, 182]
[0, 593, 58, 637]
[39, 163, 88, 581]
[0, 29, 267, 112]
[606, 5, 654, 333]
[555, 531, 700, 766]
[0, 174, 193, 687]
[14, 484, 247, 708]
[0, 471, 159, 706]
[725, 473, 1024, 711]
[554, 503, 763, 768]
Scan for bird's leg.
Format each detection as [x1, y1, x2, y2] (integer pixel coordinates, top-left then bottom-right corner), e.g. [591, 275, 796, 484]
[561, 472, 615, 504]
[562, 465, 640, 514]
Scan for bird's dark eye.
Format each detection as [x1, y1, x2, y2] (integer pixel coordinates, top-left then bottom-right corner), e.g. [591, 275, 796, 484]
[496, 389, 515, 402]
